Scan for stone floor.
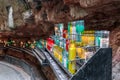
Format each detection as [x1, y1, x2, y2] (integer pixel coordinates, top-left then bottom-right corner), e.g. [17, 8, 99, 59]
[0, 61, 31, 80]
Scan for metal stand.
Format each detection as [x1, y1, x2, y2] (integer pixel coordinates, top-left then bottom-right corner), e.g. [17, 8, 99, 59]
[71, 48, 112, 80]
[0, 44, 112, 80]
[39, 47, 112, 80]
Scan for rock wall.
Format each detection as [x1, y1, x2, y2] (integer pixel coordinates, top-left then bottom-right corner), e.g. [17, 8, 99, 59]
[110, 26, 120, 80]
[0, 0, 26, 29]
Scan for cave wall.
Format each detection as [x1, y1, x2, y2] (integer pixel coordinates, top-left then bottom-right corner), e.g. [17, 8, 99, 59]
[0, 0, 27, 29]
[110, 26, 120, 80]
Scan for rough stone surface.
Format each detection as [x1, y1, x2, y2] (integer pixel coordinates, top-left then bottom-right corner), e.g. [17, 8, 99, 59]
[0, 0, 120, 39]
[111, 27, 120, 80]
[0, 61, 30, 80]
[0, 0, 26, 28]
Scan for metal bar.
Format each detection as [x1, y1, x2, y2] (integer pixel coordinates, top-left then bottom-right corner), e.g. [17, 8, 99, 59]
[40, 49, 69, 80]
[45, 48, 73, 78]
[32, 50, 43, 65]
[34, 48, 46, 60]
[7, 46, 35, 56]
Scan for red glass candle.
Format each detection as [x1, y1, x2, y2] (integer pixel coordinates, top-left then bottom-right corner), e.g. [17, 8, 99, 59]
[63, 30, 67, 38]
[66, 39, 69, 51]
[47, 38, 54, 51]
